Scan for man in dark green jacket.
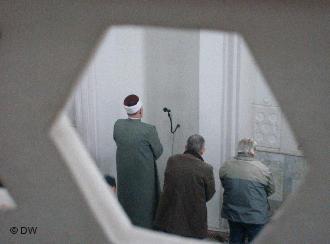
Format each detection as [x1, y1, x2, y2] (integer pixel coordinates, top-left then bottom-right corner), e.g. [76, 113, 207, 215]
[113, 94, 163, 229]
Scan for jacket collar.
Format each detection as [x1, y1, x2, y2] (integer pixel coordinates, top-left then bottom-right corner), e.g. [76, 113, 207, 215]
[184, 150, 204, 161]
[235, 152, 255, 161]
[127, 118, 141, 121]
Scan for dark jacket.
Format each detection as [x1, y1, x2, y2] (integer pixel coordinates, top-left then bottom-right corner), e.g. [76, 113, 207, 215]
[113, 119, 163, 229]
[154, 153, 215, 239]
[219, 156, 275, 224]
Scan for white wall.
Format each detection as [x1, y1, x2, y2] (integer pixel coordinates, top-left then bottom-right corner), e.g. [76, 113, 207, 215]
[95, 27, 145, 176]
[199, 31, 242, 230]
[239, 37, 302, 155]
[68, 26, 145, 177]
[199, 31, 224, 230]
[144, 28, 200, 187]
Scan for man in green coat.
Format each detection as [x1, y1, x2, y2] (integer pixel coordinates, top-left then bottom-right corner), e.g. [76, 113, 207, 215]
[113, 94, 163, 229]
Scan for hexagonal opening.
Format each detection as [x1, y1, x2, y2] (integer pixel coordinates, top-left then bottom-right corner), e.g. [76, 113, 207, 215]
[54, 26, 309, 242]
[0, 179, 16, 211]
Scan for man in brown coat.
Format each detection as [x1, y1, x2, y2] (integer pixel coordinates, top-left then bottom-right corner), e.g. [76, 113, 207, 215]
[154, 134, 215, 239]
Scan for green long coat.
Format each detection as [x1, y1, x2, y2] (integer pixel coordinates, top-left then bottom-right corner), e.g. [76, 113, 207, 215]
[113, 119, 163, 229]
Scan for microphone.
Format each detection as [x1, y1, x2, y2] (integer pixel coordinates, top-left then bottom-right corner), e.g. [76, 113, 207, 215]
[163, 106, 180, 135]
[163, 107, 171, 113]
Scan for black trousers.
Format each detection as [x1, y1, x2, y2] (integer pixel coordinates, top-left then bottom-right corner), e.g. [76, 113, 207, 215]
[228, 220, 264, 244]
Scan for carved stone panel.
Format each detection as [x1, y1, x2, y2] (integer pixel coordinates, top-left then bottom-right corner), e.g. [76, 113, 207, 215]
[253, 105, 281, 149]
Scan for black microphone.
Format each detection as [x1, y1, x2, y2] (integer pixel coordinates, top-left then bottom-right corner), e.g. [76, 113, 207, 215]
[163, 107, 171, 113]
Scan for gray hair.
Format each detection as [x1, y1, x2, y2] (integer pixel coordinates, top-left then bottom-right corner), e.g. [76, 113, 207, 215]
[186, 134, 205, 153]
[237, 138, 257, 156]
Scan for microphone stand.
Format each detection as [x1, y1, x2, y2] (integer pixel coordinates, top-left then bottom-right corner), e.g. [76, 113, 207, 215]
[163, 108, 180, 155]
[166, 111, 180, 134]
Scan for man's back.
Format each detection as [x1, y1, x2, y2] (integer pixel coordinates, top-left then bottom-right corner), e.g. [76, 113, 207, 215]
[114, 118, 163, 229]
[114, 119, 162, 165]
[155, 153, 215, 239]
[219, 157, 275, 224]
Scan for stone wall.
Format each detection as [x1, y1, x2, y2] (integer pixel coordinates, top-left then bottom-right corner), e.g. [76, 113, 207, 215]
[256, 151, 308, 214]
